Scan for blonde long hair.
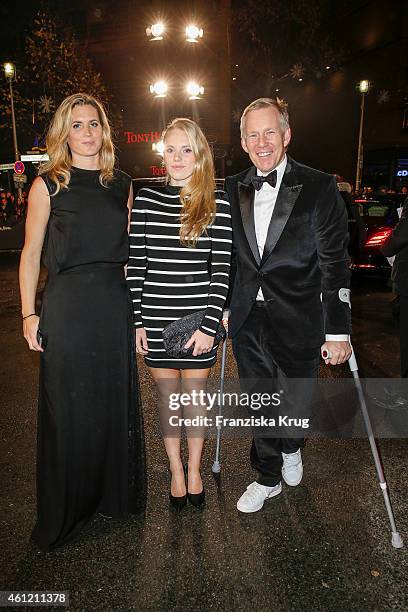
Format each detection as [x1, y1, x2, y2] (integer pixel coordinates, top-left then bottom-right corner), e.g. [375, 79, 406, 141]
[39, 93, 115, 194]
[162, 118, 216, 246]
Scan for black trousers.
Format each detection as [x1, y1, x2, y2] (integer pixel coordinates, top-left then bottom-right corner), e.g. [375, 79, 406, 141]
[232, 302, 319, 487]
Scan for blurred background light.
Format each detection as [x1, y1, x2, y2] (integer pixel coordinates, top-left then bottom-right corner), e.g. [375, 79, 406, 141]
[149, 80, 168, 97]
[185, 25, 203, 43]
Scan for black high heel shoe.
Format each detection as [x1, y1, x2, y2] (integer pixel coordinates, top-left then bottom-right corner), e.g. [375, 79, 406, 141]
[169, 465, 187, 511]
[187, 488, 205, 509]
[169, 491, 187, 511]
[186, 465, 205, 509]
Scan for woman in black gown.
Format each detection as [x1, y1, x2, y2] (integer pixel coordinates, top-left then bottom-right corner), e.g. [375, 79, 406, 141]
[19, 93, 146, 551]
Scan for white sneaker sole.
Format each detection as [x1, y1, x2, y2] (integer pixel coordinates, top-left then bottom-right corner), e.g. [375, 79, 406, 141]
[236, 483, 282, 513]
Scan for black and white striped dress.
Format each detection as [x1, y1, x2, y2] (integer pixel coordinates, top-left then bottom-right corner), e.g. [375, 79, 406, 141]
[127, 184, 232, 369]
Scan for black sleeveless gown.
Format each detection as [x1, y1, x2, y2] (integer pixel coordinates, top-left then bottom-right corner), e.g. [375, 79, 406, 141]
[32, 167, 146, 551]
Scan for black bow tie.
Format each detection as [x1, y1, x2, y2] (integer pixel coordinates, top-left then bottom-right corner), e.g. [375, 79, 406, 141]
[251, 170, 277, 191]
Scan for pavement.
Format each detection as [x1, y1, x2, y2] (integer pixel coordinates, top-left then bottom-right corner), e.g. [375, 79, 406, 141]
[1, 254, 407, 612]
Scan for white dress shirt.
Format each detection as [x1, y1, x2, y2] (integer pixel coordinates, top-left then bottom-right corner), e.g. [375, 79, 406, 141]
[254, 156, 287, 300]
[253, 156, 348, 343]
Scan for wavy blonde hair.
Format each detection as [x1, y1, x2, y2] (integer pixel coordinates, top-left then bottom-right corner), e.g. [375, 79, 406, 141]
[162, 118, 216, 246]
[39, 93, 115, 194]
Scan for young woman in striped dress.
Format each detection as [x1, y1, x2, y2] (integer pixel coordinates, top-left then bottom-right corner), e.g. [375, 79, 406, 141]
[127, 118, 232, 509]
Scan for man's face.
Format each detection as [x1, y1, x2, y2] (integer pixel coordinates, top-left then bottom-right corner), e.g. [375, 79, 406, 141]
[241, 106, 291, 173]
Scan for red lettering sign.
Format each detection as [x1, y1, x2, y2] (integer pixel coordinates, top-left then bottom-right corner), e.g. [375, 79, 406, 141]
[124, 131, 162, 145]
[150, 165, 166, 176]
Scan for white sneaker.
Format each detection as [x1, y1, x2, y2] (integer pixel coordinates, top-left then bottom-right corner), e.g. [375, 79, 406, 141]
[236, 481, 282, 513]
[281, 449, 303, 486]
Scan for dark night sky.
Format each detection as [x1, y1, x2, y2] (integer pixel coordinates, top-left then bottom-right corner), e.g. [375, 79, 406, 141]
[1, 0, 407, 185]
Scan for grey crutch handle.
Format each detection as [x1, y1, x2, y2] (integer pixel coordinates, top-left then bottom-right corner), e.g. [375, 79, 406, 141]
[222, 308, 230, 329]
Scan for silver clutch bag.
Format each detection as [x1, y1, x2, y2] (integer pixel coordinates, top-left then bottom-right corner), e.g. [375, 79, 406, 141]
[162, 310, 225, 358]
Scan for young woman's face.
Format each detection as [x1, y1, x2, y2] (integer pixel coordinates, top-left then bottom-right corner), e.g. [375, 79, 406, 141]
[163, 128, 196, 186]
[67, 105, 103, 165]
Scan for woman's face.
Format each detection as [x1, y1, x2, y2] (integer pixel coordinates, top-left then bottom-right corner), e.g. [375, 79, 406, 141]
[163, 128, 196, 186]
[67, 104, 103, 166]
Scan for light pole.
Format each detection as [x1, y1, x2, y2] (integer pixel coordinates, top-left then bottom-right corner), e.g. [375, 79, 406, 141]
[3, 62, 24, 204]
[3, 62, 19, 162]
[355, 79, 370, 194]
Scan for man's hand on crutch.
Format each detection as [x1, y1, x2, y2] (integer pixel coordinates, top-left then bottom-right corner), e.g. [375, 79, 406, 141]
[321, 340, 352, 365]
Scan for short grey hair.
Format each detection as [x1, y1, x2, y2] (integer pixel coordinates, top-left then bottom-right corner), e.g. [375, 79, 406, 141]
[240, 97, 290, 139]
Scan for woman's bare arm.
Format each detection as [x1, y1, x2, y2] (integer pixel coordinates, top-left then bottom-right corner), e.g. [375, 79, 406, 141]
[19, 176, 50, 351]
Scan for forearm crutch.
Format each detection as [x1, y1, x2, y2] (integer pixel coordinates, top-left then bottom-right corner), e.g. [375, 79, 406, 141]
[212, 309, 230, 474]
[322, 346, 404, 549]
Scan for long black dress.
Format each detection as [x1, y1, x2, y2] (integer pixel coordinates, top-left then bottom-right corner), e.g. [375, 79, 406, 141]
[32, 167, 146, 551]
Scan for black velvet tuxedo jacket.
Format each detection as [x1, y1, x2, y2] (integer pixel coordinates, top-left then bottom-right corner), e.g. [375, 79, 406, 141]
[224, 156, 351, 358]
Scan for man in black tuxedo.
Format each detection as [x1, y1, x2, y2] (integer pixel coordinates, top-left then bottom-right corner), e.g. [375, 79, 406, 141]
[224, 98, 352, 513]
[382, 198, 408, 377]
